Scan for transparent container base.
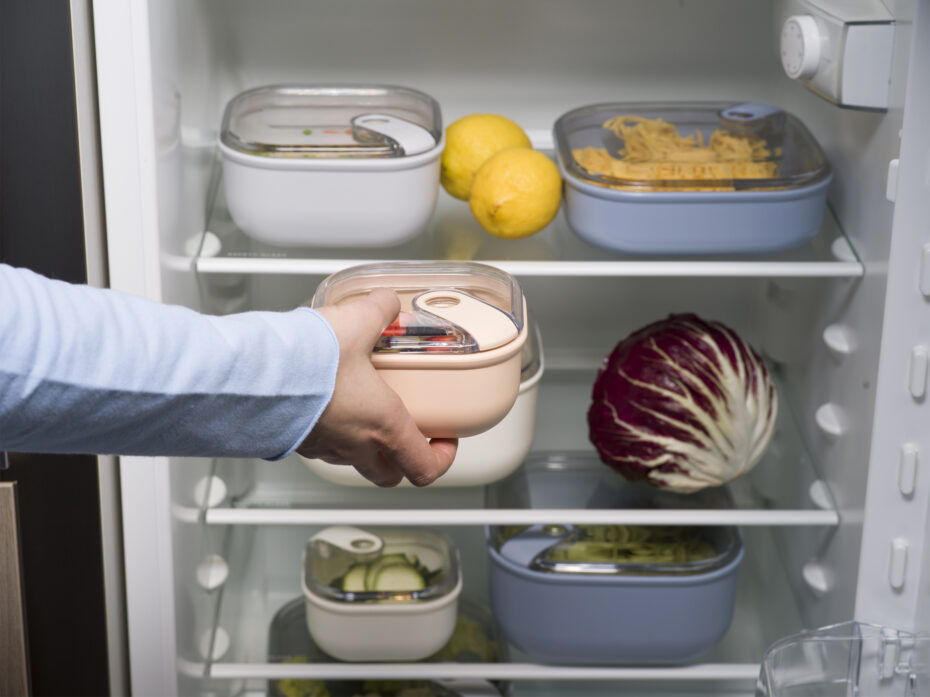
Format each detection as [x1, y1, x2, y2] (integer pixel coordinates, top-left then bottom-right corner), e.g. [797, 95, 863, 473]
[756, 621, 930, 697]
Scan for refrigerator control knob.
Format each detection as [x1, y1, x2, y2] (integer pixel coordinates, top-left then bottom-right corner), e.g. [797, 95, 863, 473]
[802, 560, 833, 596]
[815, 403, 847, 439]
[196, 554, 230, 592]
[781, 15, 822, 81]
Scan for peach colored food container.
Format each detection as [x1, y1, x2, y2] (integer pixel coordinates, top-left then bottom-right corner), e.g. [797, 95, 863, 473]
[300, 320, 543, 487]
[311, 262, 528, 439]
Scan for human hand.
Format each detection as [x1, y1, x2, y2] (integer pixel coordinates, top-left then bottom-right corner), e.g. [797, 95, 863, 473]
[297, 288, 457, 487]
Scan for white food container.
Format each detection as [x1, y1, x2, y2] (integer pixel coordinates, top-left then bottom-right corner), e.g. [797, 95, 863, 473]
[218, 85, 444, 247]
[301, 526, 462, 662]
[300, 319, 543, 487]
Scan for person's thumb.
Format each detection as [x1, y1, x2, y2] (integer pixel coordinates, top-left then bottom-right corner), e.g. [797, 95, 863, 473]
[350, 287, 402, 349]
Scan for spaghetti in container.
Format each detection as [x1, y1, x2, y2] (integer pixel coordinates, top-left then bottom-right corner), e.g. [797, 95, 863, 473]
[553, 102, 831, 255]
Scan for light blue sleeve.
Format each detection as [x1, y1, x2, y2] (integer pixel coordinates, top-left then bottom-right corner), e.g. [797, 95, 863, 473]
[0, 263, 339, 459]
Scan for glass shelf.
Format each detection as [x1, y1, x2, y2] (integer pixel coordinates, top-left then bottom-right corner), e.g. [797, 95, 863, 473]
[198, 526, 797, 689]
[204, 367, 839, 528]
[191, 164, 863, 279]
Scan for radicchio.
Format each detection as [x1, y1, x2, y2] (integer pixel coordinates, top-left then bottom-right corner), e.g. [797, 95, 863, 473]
[588, 314, 777, 494]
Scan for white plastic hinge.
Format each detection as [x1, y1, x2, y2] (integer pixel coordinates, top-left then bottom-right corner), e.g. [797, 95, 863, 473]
[802, 560, 833, 595]
[886, 158, 900, 202]
[890, 538, 909, 590]
[193, 475, 227, 508]
[908, 346, 928, 399]
[880, 628, 900, 679]
[899, 444, 919, 498]
[823, 324, 856, 358]
[196, 554, 229, 592]
[815, 403, 847, 439]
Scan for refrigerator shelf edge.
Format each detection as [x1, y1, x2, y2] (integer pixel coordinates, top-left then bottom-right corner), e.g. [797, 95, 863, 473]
[188, 169, 863, 279]
[207, 661, 761, 681]
[203, 507, 838, 527]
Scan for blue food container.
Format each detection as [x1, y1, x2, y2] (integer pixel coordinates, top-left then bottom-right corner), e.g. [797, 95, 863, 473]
[554, 102, 832, 255]
[485, 454, 744, 665]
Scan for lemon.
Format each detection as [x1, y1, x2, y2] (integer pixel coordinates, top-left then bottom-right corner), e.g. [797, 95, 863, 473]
[469, 148, 563, 239]
[440, 114, 531, 200]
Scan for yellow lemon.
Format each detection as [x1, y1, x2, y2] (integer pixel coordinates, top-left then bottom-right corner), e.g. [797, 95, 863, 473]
[469, 148, 563, 239]
[440, 114, 531, 200]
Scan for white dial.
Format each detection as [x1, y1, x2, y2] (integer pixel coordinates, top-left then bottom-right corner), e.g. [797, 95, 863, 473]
[781, 14, 822, 80]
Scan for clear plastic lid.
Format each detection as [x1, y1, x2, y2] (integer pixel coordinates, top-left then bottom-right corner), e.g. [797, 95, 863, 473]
[554, 102, 830, 192]
[304, 527, 459, 603]
[490, 524, 739, 577]
[220, 85, 441, 159]
[520, 316, 543, 382]
[486, 453, 741, 576]
[311, 262, 526, 355]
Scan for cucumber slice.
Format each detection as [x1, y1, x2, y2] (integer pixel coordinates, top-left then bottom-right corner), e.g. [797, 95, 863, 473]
[372, 562, 426, 592]
[341, 563, 368, 592]
[364, 554, 410, 590]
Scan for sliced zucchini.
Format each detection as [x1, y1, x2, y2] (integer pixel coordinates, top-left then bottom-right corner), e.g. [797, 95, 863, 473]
[372, 562, 426, 592]
[341, 562, 368, 592]
[363, 554, 410, 590]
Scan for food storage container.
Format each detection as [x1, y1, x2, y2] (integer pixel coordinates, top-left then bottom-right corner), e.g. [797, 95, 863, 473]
[311, 261, 529, 438]
[485, 453, 744, 665]
[268, 594, 508, 697]
[755, 621, 930, 697]
[553, 102, 832, 255]
[301, 526, 462, 662]
[219, 85, 443, 247]
[300, 318, 543, 487]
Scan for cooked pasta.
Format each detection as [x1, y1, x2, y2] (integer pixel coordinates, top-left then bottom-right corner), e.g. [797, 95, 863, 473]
[573, 115, 779, 191]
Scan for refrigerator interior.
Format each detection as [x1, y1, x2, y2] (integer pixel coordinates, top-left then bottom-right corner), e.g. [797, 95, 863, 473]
[89, 0, 930, 695]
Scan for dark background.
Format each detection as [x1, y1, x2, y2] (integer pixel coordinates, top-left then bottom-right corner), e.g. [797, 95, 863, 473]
[1, 2, 113, 695]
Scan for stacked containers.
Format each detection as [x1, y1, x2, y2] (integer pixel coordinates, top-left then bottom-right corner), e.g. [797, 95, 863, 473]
[310, 261, 529, 439]
[554, 102, 832, 255]
[299, 317, 544, 487]
[219, 85, 443, 247]
[486, 454, 744, 664]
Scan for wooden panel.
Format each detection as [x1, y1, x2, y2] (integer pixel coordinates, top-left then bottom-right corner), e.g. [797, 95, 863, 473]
[0, 482, 30, 696]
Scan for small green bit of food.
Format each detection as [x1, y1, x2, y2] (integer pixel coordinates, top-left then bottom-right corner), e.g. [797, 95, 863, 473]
[302, 128, 312, 135]
[275, 656, 330, 697]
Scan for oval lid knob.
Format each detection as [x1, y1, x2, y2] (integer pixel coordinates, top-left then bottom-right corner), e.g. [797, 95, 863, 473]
[311, 525, 384, 561]
[351, 113, 436, 156]
[414, 289, 519, 351]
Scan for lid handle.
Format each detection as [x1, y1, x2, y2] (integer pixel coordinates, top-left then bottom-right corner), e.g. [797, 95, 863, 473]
[413, 290, 519, 351]
[310, 525, 384, 561]
[351, 113, 436, 156]
[499, 525, 574, 567]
